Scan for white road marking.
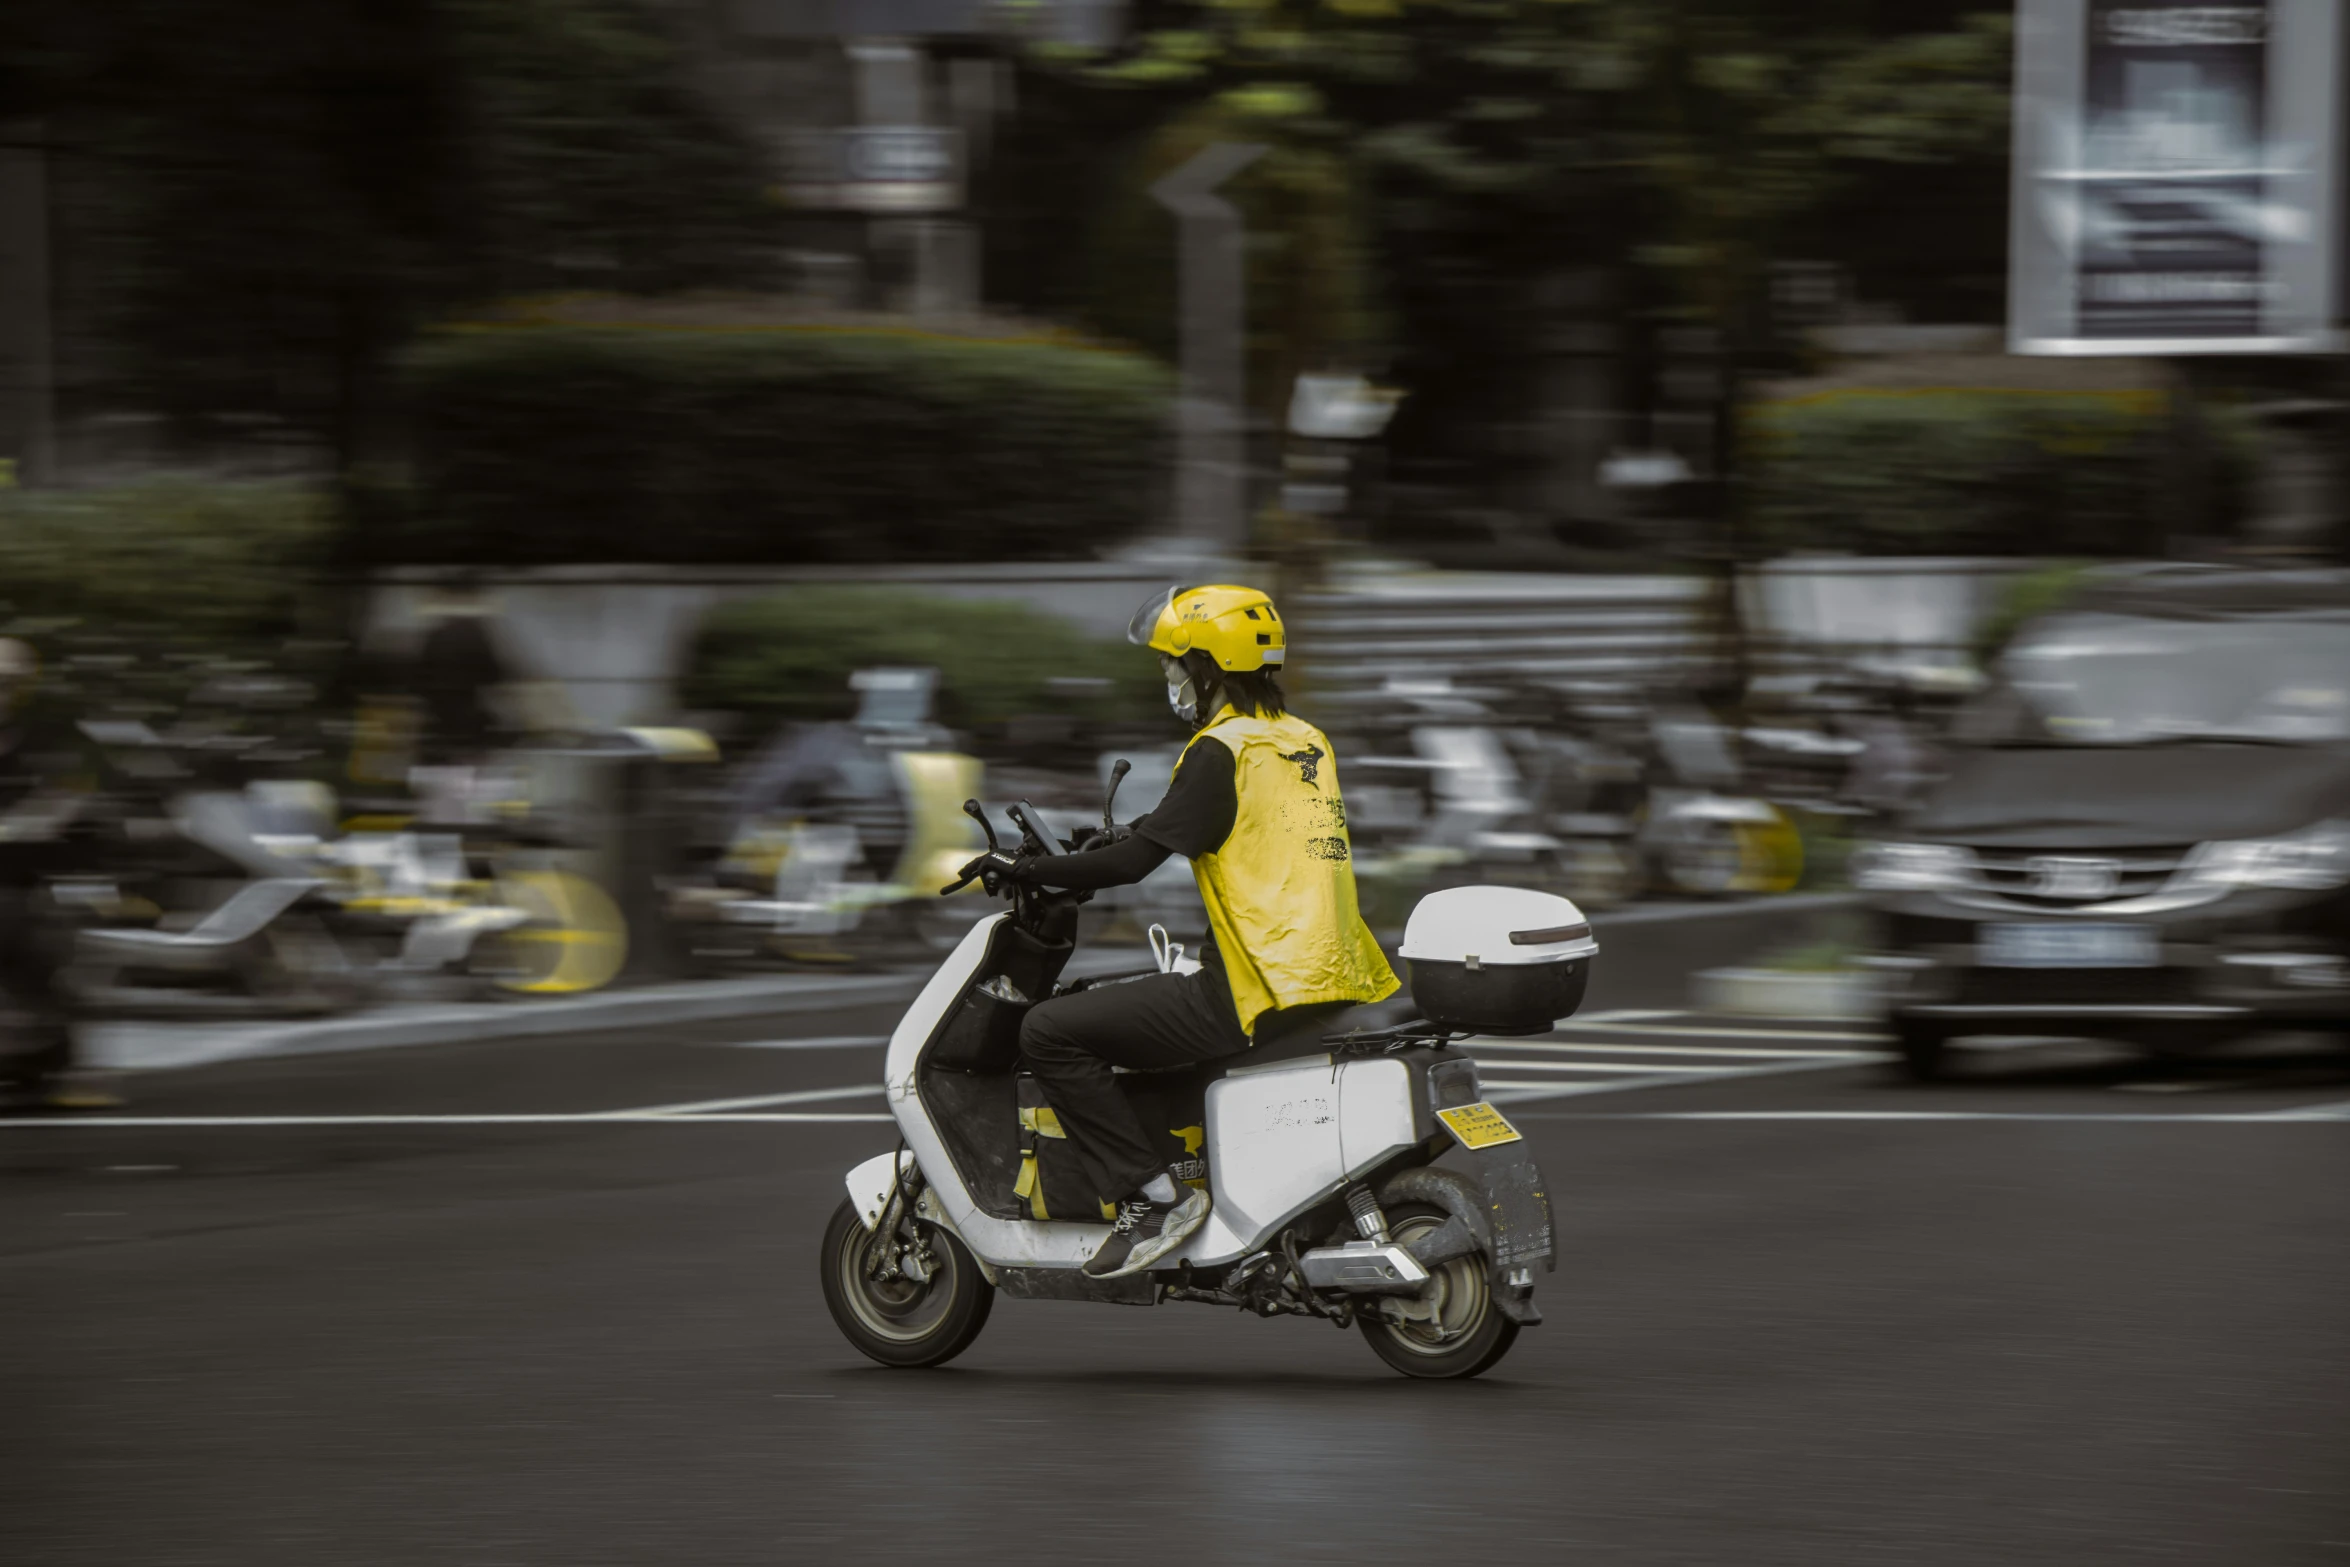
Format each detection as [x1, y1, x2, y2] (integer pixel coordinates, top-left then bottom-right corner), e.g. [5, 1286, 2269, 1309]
[1560, 1009, 1682, 1024]
[1549, 1021, 1889, 1044]
[2271, 1098, 2350, 1120]
[717, 1035, 890, 1051]
[1480, 1063, 1727, 1080]
[1484, 1053, 1869, 1104]
[1516, 1109, 2350, 1124]
[1476, 1039, 1883, 1060]
[614, 1084, 882, 1115]
[0, 1112, 898, 1128]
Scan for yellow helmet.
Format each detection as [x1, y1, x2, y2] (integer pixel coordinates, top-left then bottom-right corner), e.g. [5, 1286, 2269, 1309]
[1125, 584, 1286, 673]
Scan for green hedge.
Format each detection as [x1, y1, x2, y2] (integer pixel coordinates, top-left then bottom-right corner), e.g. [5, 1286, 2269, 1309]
[388, 326, 1174, 566]
[0, 478, 335, 720]
[1744, 391, 2254, 556]
[0, 479, 329, 642]
[681, 587, 1160, 730]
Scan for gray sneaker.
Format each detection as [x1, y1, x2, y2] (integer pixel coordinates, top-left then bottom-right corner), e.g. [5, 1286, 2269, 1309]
[1084, 1186, 1212, 1279]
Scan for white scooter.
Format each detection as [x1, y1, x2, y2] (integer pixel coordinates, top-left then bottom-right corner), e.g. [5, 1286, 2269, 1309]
[821, 767, 1598, 1380]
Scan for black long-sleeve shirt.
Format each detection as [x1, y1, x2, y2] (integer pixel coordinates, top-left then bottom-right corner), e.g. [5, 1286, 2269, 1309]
[1019, 740, 1238, 891]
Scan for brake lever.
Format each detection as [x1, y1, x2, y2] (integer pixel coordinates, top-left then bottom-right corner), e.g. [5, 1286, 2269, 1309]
[942, 849, 1022, 898]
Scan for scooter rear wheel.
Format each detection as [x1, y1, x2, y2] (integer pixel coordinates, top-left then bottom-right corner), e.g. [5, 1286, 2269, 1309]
[1357, 1204, 1520, 1380]
[819, 1198, 993, 1368]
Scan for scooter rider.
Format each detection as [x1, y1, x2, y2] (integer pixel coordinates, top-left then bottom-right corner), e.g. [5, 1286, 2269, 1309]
[981, 585, 1400, 1278]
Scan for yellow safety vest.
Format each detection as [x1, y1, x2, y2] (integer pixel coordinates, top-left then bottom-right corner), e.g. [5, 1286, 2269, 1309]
[1180, 706, 1400, 1035]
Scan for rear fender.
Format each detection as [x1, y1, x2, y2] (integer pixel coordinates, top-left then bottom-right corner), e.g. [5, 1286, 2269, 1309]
[1378, 1155, 1553, 1326]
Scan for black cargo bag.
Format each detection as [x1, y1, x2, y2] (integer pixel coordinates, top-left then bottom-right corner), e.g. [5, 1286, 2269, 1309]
[1008, 1071, 1210, 1222]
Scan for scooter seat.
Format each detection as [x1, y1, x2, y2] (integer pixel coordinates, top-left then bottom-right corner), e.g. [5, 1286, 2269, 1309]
[1195, 999, 1378, 1078]
[1227, 1027, 1346, 1071]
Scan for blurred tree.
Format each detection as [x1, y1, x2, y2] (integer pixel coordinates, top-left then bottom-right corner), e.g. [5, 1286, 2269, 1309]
[996, 0, 2013, 536]
[1083, 97, 1382, 409]
[1061, 0, 2011, 329]
[3, 0, 780, 469]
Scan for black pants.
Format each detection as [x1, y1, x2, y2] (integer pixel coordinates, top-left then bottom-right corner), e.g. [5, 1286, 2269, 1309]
[1018, 962, 1346, 1202]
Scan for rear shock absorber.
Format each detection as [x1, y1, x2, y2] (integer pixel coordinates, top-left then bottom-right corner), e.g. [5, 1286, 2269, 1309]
[1344, 1182, 1391, 1245]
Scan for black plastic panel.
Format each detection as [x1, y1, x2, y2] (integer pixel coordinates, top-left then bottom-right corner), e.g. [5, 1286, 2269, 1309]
[1408, 957, 1588, 1035]
[993, 1267, 1158, 1306]
[923, 921, 1074, 1073]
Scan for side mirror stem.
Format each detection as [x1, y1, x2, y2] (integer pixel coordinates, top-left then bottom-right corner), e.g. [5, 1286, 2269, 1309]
[963, 797, 1003, 854]
[1102, 758, 1131, 830]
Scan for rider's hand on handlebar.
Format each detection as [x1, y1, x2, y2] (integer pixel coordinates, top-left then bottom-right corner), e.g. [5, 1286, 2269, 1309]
[944, 849, 1022, 897]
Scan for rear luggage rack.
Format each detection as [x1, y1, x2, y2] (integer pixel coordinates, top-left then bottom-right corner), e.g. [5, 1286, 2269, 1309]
[1322, 1020, 1470, 1055]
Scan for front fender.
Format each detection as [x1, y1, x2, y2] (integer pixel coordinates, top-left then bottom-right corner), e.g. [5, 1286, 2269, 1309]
[844, 1151, 906, 1231]
[843, 1150, 996, 1284]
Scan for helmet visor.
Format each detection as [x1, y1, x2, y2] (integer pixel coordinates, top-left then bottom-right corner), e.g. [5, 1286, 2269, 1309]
[1125, 585, 1184, 648]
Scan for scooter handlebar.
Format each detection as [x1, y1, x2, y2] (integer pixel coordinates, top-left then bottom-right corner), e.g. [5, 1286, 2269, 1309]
[941, 849, 1021, 898]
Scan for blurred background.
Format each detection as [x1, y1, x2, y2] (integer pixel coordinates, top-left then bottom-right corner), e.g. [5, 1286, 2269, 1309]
[0, 0, 2343, 1059]
[4, 5, 2350, 1561]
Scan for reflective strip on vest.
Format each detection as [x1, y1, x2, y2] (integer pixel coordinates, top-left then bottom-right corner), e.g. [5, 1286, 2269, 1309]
[1181, 708, 1400, 1035]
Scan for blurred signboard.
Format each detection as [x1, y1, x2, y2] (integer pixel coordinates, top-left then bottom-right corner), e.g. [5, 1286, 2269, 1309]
[778, 127, 964, 213]
[2010, 0, 2345, 354]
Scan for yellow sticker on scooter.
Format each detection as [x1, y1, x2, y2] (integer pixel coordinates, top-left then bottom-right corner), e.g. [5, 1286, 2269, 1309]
[1436, 1102, 1522, 1150]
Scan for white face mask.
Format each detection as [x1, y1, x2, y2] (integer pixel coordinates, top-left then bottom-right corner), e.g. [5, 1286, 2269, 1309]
[1166, 675, 1200, 726]
[1160, 654, 1201, 726]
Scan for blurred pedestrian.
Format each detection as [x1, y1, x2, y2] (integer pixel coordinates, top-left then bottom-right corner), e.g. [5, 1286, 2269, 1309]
[407, 581, 519, 826]
[0, 638, 115, 1111]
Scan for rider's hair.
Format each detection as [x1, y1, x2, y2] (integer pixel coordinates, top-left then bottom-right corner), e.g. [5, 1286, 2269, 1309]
[1183, 648, 1286, 720]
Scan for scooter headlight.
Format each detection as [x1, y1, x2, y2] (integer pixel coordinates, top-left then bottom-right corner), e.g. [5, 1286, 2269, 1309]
[2181, 820, 2350, 893]
[1852, 841, 1973, 892]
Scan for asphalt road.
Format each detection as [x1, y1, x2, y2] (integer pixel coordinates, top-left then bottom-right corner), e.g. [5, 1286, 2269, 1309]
[6, 976, 2349, 1563]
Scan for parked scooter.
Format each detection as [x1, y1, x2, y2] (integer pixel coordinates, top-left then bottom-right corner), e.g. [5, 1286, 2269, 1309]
[60, 719, 635, 1010]
[819, 763, 1592, 1380]
[1637, 709, 1804, 897]
[669, 669, 991, 963]
[60, 720, 368, 1016]
[1337, 677, 1644, 906]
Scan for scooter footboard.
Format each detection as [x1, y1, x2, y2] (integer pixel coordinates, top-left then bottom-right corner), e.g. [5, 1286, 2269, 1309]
[1379, 1149, 1554, 1326]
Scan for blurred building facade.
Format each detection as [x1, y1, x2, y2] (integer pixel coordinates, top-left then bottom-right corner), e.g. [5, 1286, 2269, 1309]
[667, 0, 1120, 319]
[0, 120, 54, 487]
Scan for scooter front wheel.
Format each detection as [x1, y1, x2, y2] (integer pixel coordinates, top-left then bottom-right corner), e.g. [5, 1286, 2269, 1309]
[1357, 1204, 1519, 1380]
[819, 1198, 993, 1368]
